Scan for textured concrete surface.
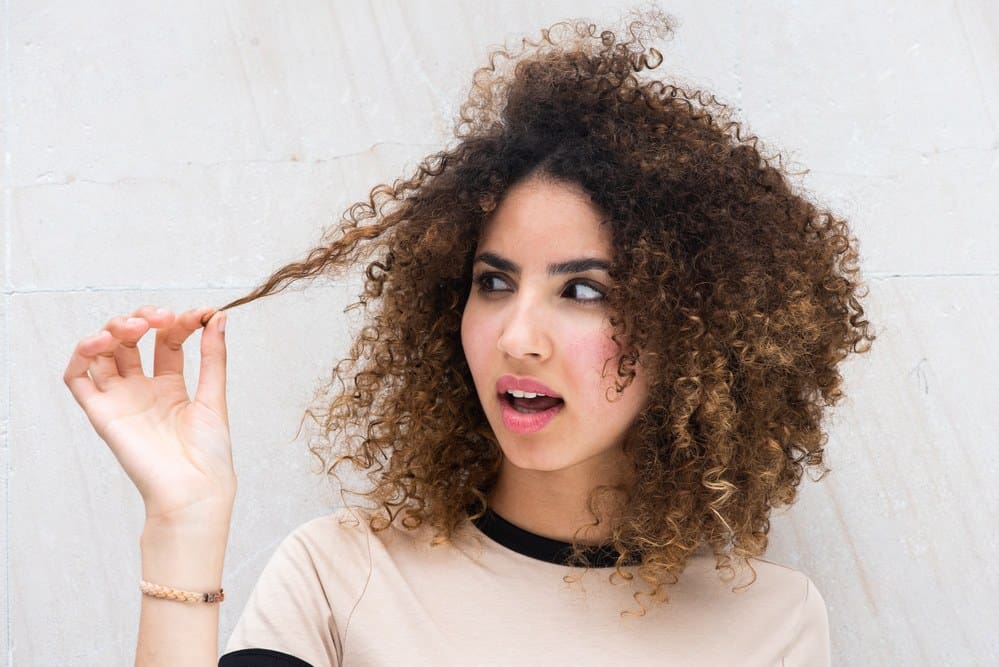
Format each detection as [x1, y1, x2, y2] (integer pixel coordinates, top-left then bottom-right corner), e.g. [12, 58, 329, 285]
[3, 1, 997, 664]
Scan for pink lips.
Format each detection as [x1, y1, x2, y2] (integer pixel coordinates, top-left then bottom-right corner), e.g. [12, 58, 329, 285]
[495, 375, 564, 434]
[495, 375, 562, 398]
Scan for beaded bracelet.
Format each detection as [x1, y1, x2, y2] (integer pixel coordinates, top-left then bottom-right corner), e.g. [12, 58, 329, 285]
[140, 580, 225, 604]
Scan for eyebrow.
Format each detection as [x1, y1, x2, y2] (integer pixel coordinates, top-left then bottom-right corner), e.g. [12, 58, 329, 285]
[473, 251, 611, 276]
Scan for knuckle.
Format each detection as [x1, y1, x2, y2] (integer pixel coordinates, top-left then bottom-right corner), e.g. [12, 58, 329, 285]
[156, 326, 180, 342]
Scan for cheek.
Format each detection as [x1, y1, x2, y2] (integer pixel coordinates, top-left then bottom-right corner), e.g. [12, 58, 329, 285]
[564, 331, 622, 389]
[564, 329, 647, 414]
[460, 304, 490, 376]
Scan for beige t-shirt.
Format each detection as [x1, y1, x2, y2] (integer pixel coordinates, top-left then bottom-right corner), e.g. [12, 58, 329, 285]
[220, 506, 829, 666]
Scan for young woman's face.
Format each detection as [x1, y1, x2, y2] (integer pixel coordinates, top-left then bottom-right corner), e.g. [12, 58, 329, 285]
[461, 176, 648, 474]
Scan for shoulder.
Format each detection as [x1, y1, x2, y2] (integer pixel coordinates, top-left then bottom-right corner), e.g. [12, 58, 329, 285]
[749, 558, 829, 616]
[744, 557, 826, 603]
[277, 505, 431, 571]
[673, 553, 830, 664]
[284, 505, 374, 545]
[275, 506, 382, 566]
[681, 550, 822, 601]
[222, 507, 391, 665]
[731, 557, 829, 629]
[237, 506, 380, 604]
[743, 558, 831, 665]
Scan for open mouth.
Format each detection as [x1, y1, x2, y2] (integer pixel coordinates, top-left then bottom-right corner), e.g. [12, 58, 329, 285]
[498, 391, 565, 413]
[497, 392, 565, 434]
[493, 378, 566, 434]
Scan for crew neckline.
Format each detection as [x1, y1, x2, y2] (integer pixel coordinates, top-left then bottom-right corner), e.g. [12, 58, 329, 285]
[470, 506, 638, 568]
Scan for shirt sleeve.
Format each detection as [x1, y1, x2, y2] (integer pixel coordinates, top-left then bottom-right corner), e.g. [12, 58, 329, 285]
[220, 524, 341, 667]
[782, 575, 831, 666]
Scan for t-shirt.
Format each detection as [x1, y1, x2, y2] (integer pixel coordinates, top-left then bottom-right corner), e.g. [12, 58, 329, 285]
[219, 506, 830, 666]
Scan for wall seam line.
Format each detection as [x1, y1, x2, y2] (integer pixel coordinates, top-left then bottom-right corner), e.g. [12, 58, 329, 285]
[4, 0, 13, 662]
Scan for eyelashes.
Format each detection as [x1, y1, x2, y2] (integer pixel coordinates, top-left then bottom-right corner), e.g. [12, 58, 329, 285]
[561, 280, 606, 302]
[473, 272, 607, 304]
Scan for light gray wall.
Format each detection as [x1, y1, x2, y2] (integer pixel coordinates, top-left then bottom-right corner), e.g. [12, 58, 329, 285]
[3, 1, 997, 664]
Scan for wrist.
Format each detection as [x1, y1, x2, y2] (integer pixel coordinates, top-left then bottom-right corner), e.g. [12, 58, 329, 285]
[140, 521, 230, 592]
[143, 494, 235, 531]
[141, 518, 231, 546]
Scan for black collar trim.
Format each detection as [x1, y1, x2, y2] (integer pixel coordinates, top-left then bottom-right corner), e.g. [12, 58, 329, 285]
[470, 506, 638, 568]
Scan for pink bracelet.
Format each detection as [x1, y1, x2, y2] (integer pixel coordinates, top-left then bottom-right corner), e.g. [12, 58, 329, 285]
[140, 580, 225, 604]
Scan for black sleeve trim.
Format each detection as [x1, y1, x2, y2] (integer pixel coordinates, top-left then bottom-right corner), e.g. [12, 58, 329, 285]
[219, 648, 315, 667]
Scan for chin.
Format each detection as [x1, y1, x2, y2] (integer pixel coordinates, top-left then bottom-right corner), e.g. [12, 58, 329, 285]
[497, 442, 579, 474]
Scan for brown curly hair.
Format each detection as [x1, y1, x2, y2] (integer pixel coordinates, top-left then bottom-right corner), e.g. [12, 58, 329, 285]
[208, 10, 876, 614]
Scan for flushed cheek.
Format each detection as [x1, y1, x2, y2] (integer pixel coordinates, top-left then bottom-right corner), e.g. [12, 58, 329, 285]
[564, 331, 624, 402]
[460, 308, 496, 390]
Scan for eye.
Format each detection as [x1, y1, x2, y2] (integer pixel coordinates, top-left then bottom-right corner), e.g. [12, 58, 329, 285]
[563, 280, 606, 303]
[473, 273, 511, 294]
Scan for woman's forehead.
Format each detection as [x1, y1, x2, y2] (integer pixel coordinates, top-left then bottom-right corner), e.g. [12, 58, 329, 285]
[474, 178, 613, 260]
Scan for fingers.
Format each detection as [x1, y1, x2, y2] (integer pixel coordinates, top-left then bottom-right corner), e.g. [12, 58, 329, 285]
[64, 330, 114, 406]
[63, 306, 225, 409]
[89, 323, 131, 389]
[195, 310, 228, 417]
[64, 304, 169, 398]
[105, 316, 147, 380]
[105, 305, 174, 378]
[153, 306, 217, 377]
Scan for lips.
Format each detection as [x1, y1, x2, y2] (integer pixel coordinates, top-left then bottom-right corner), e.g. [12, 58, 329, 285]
[495, 375, 562, 398]
[494, 375, 565, 434]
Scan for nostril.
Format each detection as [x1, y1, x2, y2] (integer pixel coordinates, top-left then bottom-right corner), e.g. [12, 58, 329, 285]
[496, 328, 551, 359]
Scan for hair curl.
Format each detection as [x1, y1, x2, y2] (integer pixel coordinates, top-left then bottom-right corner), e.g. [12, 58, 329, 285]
[208, 10, 876, 615]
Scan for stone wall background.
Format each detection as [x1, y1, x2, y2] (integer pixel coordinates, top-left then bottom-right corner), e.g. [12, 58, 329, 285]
[2, 2, 996, 664]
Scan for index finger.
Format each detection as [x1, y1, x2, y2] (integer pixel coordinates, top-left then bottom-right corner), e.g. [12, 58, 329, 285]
[63, 330, 114, 405]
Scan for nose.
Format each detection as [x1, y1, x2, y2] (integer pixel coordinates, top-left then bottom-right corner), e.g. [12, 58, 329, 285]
[496, 292, 552, 361]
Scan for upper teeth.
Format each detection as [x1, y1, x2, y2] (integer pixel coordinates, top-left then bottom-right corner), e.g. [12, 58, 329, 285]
[507, 389, 546, 398]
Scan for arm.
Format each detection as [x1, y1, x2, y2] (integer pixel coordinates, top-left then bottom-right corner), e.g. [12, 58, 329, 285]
[62, 305, 235, 666]
[137, 515, 232, 666]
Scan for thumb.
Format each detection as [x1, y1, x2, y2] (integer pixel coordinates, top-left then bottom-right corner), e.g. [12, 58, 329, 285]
[195, 310, 228, 418]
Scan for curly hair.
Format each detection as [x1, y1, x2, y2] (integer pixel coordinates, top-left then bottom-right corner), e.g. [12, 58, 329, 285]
[208, 10, 876, 615]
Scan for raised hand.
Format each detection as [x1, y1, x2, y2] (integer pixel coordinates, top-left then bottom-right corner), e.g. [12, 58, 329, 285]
[63, 305, 235, 527]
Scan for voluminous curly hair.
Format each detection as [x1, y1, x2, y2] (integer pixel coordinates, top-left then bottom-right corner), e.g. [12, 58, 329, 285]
[210, 11, 875, 614]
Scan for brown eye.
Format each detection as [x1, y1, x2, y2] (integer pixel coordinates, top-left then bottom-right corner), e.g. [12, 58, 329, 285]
[563, 281, 605, 303]
[474, 273, 511, 293]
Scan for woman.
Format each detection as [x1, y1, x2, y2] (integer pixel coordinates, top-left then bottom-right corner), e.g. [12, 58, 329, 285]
[63, 13, 874, 666]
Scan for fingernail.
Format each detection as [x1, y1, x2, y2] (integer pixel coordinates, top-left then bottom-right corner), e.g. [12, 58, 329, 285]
[218, 313, 227, 333]
[155, 307, 170, 316]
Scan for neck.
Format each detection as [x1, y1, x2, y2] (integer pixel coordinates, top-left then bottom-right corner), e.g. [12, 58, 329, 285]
[486, 453, 632, 545]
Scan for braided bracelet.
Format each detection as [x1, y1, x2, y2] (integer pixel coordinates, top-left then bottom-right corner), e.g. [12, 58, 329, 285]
[140, 580, 225, 604]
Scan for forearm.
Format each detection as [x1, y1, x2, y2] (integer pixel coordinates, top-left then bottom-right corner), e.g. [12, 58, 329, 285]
[136, 519, 231, 667]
